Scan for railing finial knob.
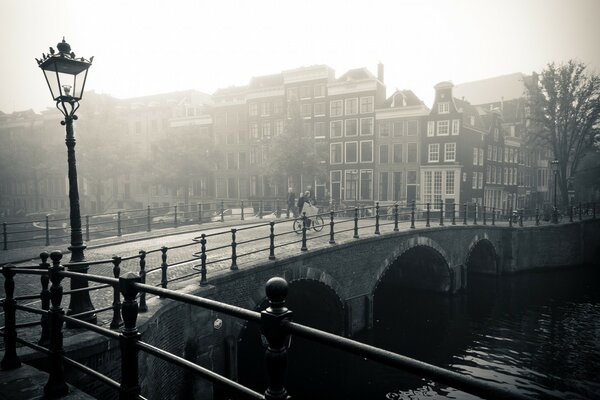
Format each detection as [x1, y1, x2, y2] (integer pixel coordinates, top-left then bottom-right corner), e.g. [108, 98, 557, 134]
[50, 250, 62, 264]
[265, 277, 288, 311]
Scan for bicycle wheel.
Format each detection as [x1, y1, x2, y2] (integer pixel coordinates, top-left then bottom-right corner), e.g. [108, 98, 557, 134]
[312, 215, 324, 232]
[293, 219, 303, 234]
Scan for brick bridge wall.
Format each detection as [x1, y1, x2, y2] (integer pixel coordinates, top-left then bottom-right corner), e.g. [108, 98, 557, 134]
[21, 220, 600, 399]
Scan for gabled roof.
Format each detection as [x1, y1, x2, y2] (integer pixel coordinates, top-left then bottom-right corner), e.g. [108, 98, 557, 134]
[383, 90, 423, 108]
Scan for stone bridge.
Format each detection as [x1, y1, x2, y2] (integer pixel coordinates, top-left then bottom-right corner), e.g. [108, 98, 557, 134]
[19, 220, 600, 399]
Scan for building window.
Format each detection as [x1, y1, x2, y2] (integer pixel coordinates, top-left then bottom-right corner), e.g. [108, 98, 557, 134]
[330, 100, 343, 117]
[345, 119, 358, 137]
[427, 121, 435, 137]
[239, 152, 247, 169]
[379, 172, 389, 201]
[314, 102, 326, 116]
[250, 147, 259, 165]
[287, 87, 298, 101]
[330, 143, 343, 164]
[360, 96, 374, 113]
[301, 103, 312, 117]
[345, 98, 358, 115]
[478, 172, 483, 189]
[360, 141, 373, 163]
[407, 120, 419, 136]
[491, 166, 496, 183]
[261, 103, 270, 116]
[424, 171, 432, 204]
[479, 148, 484, 166]
[345, 170, 358, 200]
[452, 119, 460, 135]
[407, 142, 418, 163]
[262, 122, 271, 139]
[274, 120, 284, 136]
[472, 172, 478, 189]
[393, 121, 404, 137]
[315, 122, 327, 138]
[393, 143, 403, 163]
[438, 102, 450, 114]
[487, 145, 492, 160]
[345, 142, 358, 163]
[360, 170, 373, 200]
[444, 142, 456, 162]
[330, 120, 343, 138]
[227, 153, 237, 170]
[446, 170, 455, 195]
[360, 118, 374, 136]
[437, 120, 449, 136]
[314, 84, 326, 98]
[379, 144, 389, 164]
[300, 86, 312, 99]
[250, 123, 259, 140]
[379, 121, 391, 137]
[428, 143, 439, 162]
[273, 101, 283, 115]
[473, 148, 478, 165]
[249, 103, 258, 116]
[434, 171, 442, 207]
[303, 122, 313, 137]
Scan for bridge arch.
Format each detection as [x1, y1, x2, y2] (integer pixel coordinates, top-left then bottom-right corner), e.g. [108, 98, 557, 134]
[465, 234, 499, 275]
[373, 236, 452, 294]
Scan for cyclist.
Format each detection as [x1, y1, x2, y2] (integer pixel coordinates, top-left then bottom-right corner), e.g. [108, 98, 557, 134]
[298, 191, 315, 227]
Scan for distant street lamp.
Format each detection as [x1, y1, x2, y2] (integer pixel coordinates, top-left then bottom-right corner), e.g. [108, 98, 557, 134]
[551, 159, 559, 223]
[37, 38, 96, 324]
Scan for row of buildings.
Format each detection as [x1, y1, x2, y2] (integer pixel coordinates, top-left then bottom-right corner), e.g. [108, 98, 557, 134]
[0, 64, 554, 218]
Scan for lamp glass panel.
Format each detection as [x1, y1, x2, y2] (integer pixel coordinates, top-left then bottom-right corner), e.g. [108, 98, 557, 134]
[72, 68, 89, 99]
[43, 68, 59, 100]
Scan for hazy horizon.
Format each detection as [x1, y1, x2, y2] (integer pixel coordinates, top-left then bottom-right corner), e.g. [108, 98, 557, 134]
[1, 0, 599, 113]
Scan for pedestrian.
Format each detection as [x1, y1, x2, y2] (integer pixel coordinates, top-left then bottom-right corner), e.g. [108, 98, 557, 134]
[287, 187, 296, 217]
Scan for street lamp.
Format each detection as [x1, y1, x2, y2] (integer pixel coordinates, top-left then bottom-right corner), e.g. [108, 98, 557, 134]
[550, 159, 559, 223]
[37, 38, 96, 324]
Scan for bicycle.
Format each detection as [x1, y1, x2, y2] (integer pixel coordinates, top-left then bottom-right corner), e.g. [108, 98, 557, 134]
[293, 214, 324, 234]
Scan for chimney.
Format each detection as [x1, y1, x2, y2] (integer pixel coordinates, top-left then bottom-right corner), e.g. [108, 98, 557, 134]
[377, 62, 384, 83]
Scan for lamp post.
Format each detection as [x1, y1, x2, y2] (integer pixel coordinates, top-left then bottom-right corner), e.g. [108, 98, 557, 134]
[551, 159, 559, 223]
[37, 38, 96, 324]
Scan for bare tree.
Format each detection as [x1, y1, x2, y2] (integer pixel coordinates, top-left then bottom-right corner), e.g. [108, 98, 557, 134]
[525, 60, 600, 206]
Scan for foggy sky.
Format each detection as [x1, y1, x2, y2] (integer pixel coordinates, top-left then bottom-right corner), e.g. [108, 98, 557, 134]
[1, 0, 599, 113]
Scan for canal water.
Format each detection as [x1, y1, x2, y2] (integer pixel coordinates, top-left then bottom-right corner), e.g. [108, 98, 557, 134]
[239, 266, 600, 400]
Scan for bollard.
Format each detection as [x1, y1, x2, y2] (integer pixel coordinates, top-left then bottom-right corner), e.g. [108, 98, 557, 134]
[374, 202, 380, 234]
[221, 200, 225, 223]
[199, 234, 207, 286]
[119, 273, 142, 399]
[138, 251, 148, 313]
[1, 265, 21, 370]
[44, 251, 68, 397]
[241, 200, 245, 221]
[410, 201, 415, 229]
[160, 247, 168, 294]
[473, 204, 478, 225]
[231, 229, 238, 270]
[261, 277, 292, 400]
[463, 203, 468, 225]
[301, 213, 308, 251]
[535, 208, 540, 226]
[174, 205, 178, 228]
[329, 211, 336, 244]
[45, 215, 50, 246]
[439, 200, 444, 226]
[353, 207, 360, 239]
[38, 252, 51, 347]
[110, 256, 123, 329]
[492, 207, 496, 226]
[85, 215, 90, 242]
[394, 203, 399, 232]
[426, 202, 430, 227]
[482, 205, 487, 225]
[147, 205, 151, 232]
[269, 222, 276, 260]
[2, 222, 7, 250]
[451, 203, 456, 225]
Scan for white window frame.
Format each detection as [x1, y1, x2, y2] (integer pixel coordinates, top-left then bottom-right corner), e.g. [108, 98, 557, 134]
[330, 100, 343, 117]
[479, 148, 484, 166]
[379, 121, 391, 137]
[444, 142, 456, 162]
[345, 119, 358, 137]
[301, 103, 312, 118]
[360, 140, 374, 163]
[330, 142, 343, 165]
[427, 121, 435, 137]
[330, 120, 343, 138]
[315, 121, 327, 139]
[314, 102, 326, 117]
[438, 102, 450, 114]
[359, 169, 374, 200]
[359, 96, 374, 114]
[406, 120, 419, 136]
[345, 98, 358, 115]
[345, 141, 358, 164]
[445, 170, 455, 195]
[451, 119, 460, 135]
[249, 103, 258, 116]
[428, 143, 440, 163]
[472, 172, 478, 189]
[473, 148, 478, 165]
[437, 120, 449, 136]
[360, 117, 374, 136]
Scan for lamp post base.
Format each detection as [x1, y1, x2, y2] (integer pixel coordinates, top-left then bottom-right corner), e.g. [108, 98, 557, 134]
[66, 244, 97, 326]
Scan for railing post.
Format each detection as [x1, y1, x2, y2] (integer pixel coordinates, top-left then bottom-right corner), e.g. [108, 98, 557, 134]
[410, 201, 415, 229]
[2, 222, 7, 250]
[117, 211, 122, 237]
[452, 203, 456, 225]
[198, 203, 203, 224]
[1, 264, 21, 370]
[492, 207, 496, 226]
[199, 234, 208, 286]
[230, 229, 238, 270]
[439, 200, 444, 226]
[473, 203, 478, 225]
[509, 207, 513, 227]
[147, 205, 151, 232]
[110, 256, 123, 329]
[38, 251, 51, 347]
[393, 203, 399, 232]
[119, 272, 142, 400]
[138, 250, 147, 313]
[301, 213, 308, 251]
[374, 202, 380, 234]
[569, 201, 573, 223]
[463, 203, 468, 225]
[241, 200, 245, 221]
[269, 222, 276, 260]
[426, 202, 430, 227]
[45, 215, 50, 246]
[329, 211, 336, 244]
[160, 247, 168, 293]
[85, 215, 90, 241]
[482, 205, 487, 225]
[43, 251, 68, 397]
[261, 277, 292, 400]
[519, 209, 524, 227]
[221, 200, 225, 223]
[174, 205, 178, 228]
[353, 207, 359, 239]
[535, 207, 540, 226]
